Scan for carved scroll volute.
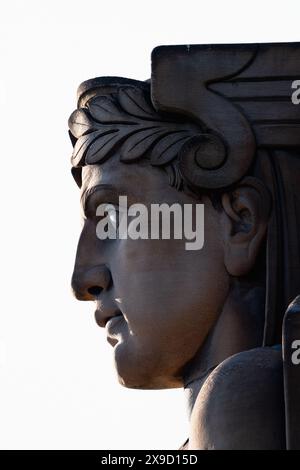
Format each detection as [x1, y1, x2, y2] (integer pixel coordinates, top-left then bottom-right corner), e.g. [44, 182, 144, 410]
[151, 44, 257, 189]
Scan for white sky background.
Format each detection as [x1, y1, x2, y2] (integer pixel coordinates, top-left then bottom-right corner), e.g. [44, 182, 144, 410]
[0, 0, 299, 450]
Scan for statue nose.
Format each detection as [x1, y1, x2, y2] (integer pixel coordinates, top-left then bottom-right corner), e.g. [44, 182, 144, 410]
[71, 265, 112, 301]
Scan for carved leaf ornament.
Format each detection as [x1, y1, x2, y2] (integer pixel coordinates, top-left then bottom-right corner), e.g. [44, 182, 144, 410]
[69, 86, 200, 168]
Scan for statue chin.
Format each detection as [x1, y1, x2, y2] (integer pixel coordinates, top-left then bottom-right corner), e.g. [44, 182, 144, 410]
[113, 340, 183, 390]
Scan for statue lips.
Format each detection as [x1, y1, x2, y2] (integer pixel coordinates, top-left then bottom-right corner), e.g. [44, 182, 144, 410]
[105, 313, 124, 334]
[105, 312, 124, 346]
[105, 313, 124, 347]
[94, 308, 124, 339]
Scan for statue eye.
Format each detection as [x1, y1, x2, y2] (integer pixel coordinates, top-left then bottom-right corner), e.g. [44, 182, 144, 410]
[103, 204, 120, 229]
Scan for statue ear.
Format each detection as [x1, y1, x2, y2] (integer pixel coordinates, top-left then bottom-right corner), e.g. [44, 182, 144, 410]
[221, 177, 271, 277]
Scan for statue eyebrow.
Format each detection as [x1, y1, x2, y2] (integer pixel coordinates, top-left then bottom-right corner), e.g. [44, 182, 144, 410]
[81, 183, 137, 216]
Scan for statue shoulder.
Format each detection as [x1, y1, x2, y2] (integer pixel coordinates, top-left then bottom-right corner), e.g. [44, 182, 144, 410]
[189, 347, 286, 449]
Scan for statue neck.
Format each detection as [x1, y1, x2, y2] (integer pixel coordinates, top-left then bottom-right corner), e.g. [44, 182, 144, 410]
[183, 281, 266, 418]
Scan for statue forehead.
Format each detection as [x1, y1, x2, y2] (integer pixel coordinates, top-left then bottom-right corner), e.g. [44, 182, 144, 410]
[80, 158, 170, 199]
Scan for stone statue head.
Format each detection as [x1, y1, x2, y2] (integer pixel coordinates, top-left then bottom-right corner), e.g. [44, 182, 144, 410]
[69, 43, 300, 390]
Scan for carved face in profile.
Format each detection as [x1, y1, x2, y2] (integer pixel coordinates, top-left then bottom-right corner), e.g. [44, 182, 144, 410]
[72, 156, 232, 389]
[70, 82, 271, 389]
